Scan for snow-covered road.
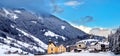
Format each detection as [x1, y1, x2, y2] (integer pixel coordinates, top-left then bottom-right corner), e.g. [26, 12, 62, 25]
[41, 52, 120, 56]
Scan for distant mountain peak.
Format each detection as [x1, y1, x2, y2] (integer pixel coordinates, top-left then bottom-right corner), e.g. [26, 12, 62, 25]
[74, 25, 116, 37]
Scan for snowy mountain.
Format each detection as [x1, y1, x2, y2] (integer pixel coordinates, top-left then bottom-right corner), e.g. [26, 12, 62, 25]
[89, 28, 117, 37]
[74, 25, 116, 37]
[0, 8, 89, 54]
[73, 25, 92, 33]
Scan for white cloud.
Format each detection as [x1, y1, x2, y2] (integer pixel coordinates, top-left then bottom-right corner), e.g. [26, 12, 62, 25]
[64, 0, 84, 7]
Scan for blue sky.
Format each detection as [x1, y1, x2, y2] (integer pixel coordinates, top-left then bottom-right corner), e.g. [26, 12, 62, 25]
[53, 0, 120, 28]
[0, 0, 120, 28]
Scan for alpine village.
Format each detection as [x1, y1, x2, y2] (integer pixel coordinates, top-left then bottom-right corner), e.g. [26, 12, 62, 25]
[46, 27, 120, 55]
[0, 0, 119, 55]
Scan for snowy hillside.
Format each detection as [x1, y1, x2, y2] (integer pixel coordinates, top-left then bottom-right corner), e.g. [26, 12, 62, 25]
[0, 8, 107, 55]
[0, 8, 89, 54]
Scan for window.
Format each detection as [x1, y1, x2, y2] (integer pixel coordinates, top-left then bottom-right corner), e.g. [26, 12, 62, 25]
[51, 48, 53, 51]
[79, 45, 81, 47]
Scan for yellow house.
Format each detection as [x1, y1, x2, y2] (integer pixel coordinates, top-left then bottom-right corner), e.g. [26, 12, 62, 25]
[47, 42, 66, 54]
[57, 45, 66, 53]
[47, 42, 57, 54]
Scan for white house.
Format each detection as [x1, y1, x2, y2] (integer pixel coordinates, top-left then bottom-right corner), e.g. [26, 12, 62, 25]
[89, 42, 101, 51]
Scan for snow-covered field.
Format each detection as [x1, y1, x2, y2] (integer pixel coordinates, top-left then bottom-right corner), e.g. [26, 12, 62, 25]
[41, 52, 120, 56]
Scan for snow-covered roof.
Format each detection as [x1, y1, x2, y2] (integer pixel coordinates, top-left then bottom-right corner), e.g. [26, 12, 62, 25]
[98, 42, 109, 45]
[78, 39, 99, 43]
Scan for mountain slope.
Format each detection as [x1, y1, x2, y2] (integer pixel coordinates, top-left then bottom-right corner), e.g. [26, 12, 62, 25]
[0, 8, 88, 54]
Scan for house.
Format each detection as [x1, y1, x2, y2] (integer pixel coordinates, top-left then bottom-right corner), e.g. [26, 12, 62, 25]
[98, 42, 109, 51]
[47, 41, 66, 54]
[89, 42, 109, 52]
[76, 42, 86, 49]
[70, 42, 86, 52]
[66, 45, 77, 52]
[47, 41, 57, 54]
[66, 42, 86, 52]
[57, 45, 66, 53]
[89, 42, 101, 51]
